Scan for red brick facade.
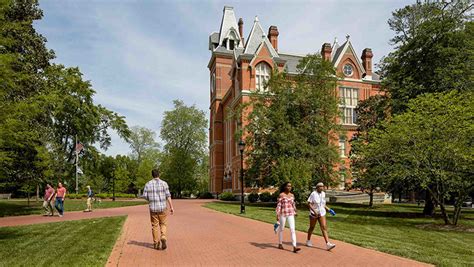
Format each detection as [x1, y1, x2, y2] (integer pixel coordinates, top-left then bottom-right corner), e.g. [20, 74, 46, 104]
[208, 7, 381, 193]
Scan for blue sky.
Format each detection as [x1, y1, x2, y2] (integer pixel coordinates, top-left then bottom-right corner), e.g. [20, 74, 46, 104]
[34, 0, 412, 156]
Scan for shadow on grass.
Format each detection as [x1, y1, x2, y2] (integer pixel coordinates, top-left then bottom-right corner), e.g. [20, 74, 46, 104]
[0, 228, 22, 240]
[0, 201, 41, 217]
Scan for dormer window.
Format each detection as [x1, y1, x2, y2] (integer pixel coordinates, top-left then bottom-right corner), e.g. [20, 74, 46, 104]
[222, 30, 239, 50]
[256, 62, 271, 91]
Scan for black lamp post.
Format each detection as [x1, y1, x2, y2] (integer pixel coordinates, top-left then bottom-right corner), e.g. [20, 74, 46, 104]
[238, 140, 245, 214]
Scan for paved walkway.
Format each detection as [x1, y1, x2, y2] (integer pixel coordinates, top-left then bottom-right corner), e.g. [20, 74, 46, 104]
[0, 200, 430, 266]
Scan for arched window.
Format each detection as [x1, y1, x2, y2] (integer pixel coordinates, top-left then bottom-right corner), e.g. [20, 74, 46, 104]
[255, 62, 271, 91]
[210, 72, 216, 94]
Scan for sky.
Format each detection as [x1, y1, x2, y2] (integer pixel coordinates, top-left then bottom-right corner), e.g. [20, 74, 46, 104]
[34, 0, 413, 156]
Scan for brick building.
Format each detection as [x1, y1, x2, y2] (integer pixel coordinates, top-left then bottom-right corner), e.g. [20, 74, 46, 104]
[208, 6, 381, 194]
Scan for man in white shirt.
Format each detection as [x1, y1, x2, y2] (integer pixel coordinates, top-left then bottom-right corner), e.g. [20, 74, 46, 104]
[306, 182, 336, 250]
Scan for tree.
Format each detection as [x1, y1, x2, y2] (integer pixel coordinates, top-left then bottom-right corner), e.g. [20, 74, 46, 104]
[243, 54, 341, 200]
[160, 100, 207, 197]
[381, 1, 473, 114]
[363, 91, 473, 225]
[128, 126, 159, 164]
[351, 95, 390, 207]
[378, 0, 473, 214]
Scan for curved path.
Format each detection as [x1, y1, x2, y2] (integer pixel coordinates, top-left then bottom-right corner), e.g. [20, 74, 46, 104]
[0, 200, 430, 266]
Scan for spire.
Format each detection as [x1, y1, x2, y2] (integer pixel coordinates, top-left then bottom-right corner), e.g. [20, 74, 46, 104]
[218, 6, 243, 48]
[244, 14, 279, 58]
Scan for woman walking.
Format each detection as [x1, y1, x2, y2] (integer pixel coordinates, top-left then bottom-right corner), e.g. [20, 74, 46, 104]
[306, 182, 336, 250]
[276, 182, 301, 253]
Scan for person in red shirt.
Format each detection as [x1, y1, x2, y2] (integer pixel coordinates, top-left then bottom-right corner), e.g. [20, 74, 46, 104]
[54, 182, 67, 217]
[42, 184, 55, 216]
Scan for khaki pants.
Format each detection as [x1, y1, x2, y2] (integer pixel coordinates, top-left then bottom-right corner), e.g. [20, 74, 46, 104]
[150, 211, 167, 244]
[86, 197, 92, 211]
[43, 200, 53, 215]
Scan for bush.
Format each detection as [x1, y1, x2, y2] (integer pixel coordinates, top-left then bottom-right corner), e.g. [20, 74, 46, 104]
[259, 192, 272, 202]
[270, 192, 279, 202]
[95, 193, 136, 199]
[248, 192, 259, 203]
[219, 192, 235, 201]
[66, 193, 85, 199]
[199, 192, 214, 199]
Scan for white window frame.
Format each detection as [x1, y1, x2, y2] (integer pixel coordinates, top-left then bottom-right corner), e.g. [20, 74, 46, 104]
[343, 64, 353, 77]
[255, 62, 271, 92]
[339, 138, 346, 157]
[339, 87, 358, 125]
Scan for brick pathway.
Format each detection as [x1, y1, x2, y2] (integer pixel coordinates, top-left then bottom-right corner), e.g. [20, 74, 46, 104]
[0, 200, 430, 266]
[106, 200, 430, 267]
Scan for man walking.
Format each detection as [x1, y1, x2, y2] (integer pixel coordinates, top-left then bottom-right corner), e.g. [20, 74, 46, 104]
[55, 182, 67, 217]
[42, 184, 55, 216]
[143, 169, 174, 250]
[84, 185, 94, 212]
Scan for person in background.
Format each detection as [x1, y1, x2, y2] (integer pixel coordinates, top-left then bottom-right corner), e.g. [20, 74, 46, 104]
[276, 182, 301, 253]
[84, 185, 93, 212]
[42, 184, 55, 216]
[306, 182, 336, 250]
[143, 168, 174, 250]
[54, 182, 67, 217]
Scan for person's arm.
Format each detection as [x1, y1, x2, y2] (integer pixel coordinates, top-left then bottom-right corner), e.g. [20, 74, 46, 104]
[142, 184, 148, 201]
[48, 189, 54, 201]
[275, 197, 282, 221]
[63, 189, 66, 201]
[165, 185, 174, 214]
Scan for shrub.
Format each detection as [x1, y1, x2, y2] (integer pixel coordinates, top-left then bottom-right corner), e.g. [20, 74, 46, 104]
[95, 193, 136, 199]
[66, 193, 85, 199]
[259, 192, 272, 202]
[248, 192, 259, 203]
[199, 192, 214, 199]
[270, 192, 279, 202]
[219, 192, 235, 201]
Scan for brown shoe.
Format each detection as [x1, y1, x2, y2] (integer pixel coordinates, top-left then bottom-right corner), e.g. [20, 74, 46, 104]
[278, 244, 284, 250]
[161, 239, 167, 250]
[153, 242, 160, 250]
[293, 247, 301, 253]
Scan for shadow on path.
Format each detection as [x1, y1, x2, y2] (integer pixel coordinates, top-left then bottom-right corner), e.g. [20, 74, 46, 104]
[127, 240, 154, 250]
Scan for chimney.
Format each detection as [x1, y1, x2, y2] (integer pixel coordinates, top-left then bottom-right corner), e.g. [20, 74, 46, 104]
[361, 48, 373, 76]
[321, 43, 332, 61]
[238, 18, 244, 44]
[267, 26, 279, 52]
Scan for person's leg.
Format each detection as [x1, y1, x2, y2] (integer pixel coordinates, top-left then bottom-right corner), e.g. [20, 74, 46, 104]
[42, 200, 49, 215]
[158, 212, 168, 249]
[150, 212, 160, 248]
[307, 215, 318, 241]
[86, 197, 92, 211]
[288, 215, 297, 247]
[54, 198, 60, 214]
[59, 198, 64, 215]
[318, 216, 329, 243]
[278, 215, 287, 246]
[48, 201, 54, 215]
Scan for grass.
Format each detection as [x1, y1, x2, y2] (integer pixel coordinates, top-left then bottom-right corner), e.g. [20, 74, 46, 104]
[0, 216, 126, 266]
[0, 199, 146, 217]
[205, 202, 474, 266]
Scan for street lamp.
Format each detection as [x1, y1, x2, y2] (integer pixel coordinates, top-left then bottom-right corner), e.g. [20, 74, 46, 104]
[238, 140, 245, 214]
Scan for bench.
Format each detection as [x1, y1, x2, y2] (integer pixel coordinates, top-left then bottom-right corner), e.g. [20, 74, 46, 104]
[0, 193, 12, 199]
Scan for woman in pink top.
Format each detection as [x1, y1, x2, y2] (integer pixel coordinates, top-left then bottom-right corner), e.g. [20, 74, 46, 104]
[275, 182, 301, 253]
[54, 182, 67, 217]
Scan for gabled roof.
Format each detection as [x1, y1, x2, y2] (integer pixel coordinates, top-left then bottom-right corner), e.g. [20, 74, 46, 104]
[218, 6, 243, 48]
[244, 16, 278, 58]
[331, 37, 340, 61]
[332, 37, 366, 74]
[279, 53, 303, 74]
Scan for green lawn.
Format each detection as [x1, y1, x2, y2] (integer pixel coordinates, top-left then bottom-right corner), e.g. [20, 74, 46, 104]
[205, 202, 474, 267]
[0, 199, 146, 217]
[0, 216, 126, 266]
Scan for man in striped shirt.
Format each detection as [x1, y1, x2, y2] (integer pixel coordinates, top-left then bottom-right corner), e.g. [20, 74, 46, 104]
[143, 168, 174, 250]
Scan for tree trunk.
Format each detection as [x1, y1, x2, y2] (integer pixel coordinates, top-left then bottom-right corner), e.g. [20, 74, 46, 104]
[438, 202, 451, 225]
[398, 190, 402, 203]
[409, 191, 416, 203]
[369, 191, 374, 207]
[453, 193, 467, 225]
[423, 189, 435, 216]
[27, 190, 30, 206]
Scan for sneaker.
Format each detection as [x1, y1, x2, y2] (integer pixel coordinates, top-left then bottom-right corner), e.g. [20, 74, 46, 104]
[306, 240, 313, 247]
[327, 242, 336, 251]
[161, 239, 167, 250]
[293, 247, 301, 253]
[59, 214, 63, 217]
[278, 244, 284, 250]
[153, 242, 160, 250]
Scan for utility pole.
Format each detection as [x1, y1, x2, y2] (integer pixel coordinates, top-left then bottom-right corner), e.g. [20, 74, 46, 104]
[75, 135, 79, 195]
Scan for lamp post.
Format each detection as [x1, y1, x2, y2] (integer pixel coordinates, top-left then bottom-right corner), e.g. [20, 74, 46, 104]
[238, 140, 245, 214]
[112, 166, 116, 202]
